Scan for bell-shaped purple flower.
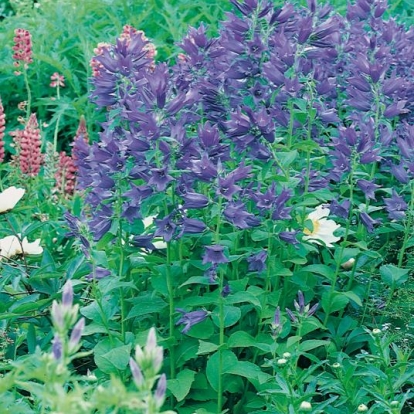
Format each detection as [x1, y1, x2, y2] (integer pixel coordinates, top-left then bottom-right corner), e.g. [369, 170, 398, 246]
[383, 190, 408, 221]
[182, 192, 209, 209]
[154, 215, 176, 242]
[224, 201, 260, 229]
[279, 230, 299, 246]
[202, 245, 229, 265]
[176, 309, 209, 334]
[357, 179, 381, 200]
[148, 167, 174, 192]
[329, 199, 351, 219]
[247, 250, 267, 273]
[360, 212, 381, 233]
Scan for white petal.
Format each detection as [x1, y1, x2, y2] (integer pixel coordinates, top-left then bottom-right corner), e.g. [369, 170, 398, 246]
[307, 205, 330, 221]
[22, 238, 43, 255]
[143, 215, 157, 228]
[0, 187, 25, 213]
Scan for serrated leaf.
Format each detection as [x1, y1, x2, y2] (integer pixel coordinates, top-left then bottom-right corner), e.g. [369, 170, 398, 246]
[94, 338, 131, 374]
[197, 340, 219, 355]
[126, 296, 167, 320]
[226, 361, 271, 385]
[206, 350, 238, 391]
[299, 339, 330, 352]
[380, 264, 409, 287]
[211, 305, 241, 328]
[167, 369, 196, 402]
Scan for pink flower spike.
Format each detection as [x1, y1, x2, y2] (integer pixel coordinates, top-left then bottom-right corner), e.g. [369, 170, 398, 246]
[12, 29, 33, 70]
[19, 113, 43, 177]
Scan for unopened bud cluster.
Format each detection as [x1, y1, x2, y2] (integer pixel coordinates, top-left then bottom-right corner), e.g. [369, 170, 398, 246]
[129, 327, 167, 411]
[50, 281, 85, 362]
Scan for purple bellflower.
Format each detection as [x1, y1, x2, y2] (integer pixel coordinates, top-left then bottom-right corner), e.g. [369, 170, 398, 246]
[360, 211, 381, 233]
[247, 250, 267, 273]
[202, 245, 229, 265]
[383, 190, 408, 221]
[176, 309, 209, 334]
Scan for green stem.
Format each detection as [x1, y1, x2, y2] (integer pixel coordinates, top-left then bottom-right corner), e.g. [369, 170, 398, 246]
[287, 100, 294, 149]
[23, 66, 32, 119]
[265, 232, 273, 292]
[217, 269, 225, 414]
[166, 242, 176, 380]
[397, 181, 414, 268]
[53, 114, 62, 154]
[323, 171, 354, 326]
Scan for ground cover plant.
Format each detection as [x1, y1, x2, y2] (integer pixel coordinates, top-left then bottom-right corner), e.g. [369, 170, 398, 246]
[0, 0, 413, 413]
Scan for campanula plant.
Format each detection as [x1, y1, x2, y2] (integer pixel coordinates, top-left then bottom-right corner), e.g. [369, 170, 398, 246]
[65, 0, 414, 412]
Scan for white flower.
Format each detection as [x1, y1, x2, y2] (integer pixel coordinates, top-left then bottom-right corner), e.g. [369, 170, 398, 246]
[0, 187, 25, 213]
[303, 205, 341, 247]
[0, 234, 43, 260]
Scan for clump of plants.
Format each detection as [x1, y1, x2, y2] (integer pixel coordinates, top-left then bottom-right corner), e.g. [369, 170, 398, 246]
[0, 0, 413, 413]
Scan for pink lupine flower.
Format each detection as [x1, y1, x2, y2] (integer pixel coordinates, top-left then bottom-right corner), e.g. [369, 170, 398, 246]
[12, 29, 33, 74]
[19, 113, 42, 176]
[50, 72, 65, 88]
[55, 151, 77, 196]
[0, 99, 5, 163]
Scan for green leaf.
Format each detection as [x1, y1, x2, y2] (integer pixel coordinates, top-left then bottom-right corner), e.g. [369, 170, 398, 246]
[211, 305, 241, 328]
[80, 300, 117, 324]
[226, 291, 262, 308]
[206, 350, 238, 391]
[321, 291, 349, 314]
[179, 276, 212, 287]
[300, 264, 335, 281]
[227, 331, 271, 352]
[225, 361, 272, 385]
[94, 338, 131, 374]
[126, 296, 167, 320]
[251, 229, 270, 241]
[197, 341, 219, 355]
[185, 318, 215, 339]
[167, 369, 196, 402]
[299, 340, 330, 352]
[342, 291, 363, 307]
[380, 265, 409, 287]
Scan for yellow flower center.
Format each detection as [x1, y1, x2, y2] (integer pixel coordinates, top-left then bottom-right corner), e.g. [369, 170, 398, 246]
[304, 219, 320, 236]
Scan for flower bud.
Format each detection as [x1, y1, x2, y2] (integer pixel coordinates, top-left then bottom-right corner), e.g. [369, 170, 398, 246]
[358, 404, 368, 412]
[282, 352, 291, 359]
[69, 317, 85, 352]
[341, 257, 355, 270]
[52, 334, 63, 361]
[129, 357, 144, 388]
[372, 328, 382, 336]
[299, 401, 312, 411]
[277, 358, 287, 366]
[332, 362, 341, 369]
[154, 373, 167, 408]
[390, 401, 399, 407]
